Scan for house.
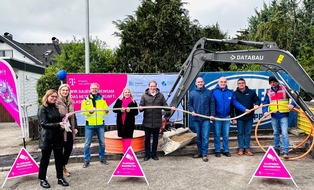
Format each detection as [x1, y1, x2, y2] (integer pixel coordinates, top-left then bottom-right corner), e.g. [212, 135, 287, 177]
[0, 32, 61, 122]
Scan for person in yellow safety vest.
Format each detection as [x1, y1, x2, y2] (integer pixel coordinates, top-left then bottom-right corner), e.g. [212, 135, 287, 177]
[81, 83, 109, 168]
[262, 76, 296, 159]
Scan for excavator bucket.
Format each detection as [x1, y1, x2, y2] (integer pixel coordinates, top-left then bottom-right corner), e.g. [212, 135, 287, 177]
[159, 128, 196, 155]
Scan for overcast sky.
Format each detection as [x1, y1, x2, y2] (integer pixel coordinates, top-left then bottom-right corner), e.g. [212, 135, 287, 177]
[1, 0, 268, 49]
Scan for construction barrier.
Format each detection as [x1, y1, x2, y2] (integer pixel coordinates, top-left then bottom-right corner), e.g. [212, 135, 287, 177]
[297, 102, 314, 136]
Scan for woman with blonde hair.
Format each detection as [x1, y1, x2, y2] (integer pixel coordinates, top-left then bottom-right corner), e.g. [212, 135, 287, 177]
[38, 89, 69, 188]
[113, 87, 139, 153]
[56, 84, 78, 177]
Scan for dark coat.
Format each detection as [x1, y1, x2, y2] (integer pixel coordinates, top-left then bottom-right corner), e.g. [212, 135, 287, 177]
[233, 86, 261, 120]
[113, 99, 139, 138]
[37, 104, 65, 149]
[188, 86, 215, 121]
[139, 88, 168, 129]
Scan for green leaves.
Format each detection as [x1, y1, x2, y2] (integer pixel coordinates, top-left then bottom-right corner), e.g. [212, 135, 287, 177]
[113, 0, 226, 73]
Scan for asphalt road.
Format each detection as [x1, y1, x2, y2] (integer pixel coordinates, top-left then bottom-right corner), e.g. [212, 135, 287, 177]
[1, 153, 314, 190]
[1, 123, 314, 189]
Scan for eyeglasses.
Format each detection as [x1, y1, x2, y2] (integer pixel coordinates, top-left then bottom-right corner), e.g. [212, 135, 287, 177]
[50, 96, 58, 98]
[237, 82, 245, 84]
[149, 86, 156, 87]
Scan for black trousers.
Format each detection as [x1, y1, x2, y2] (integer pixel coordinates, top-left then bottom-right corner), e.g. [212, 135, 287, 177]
[144, 127, 160, 157]
[38, 146, 63, 180]
[63, 132, 74, 166]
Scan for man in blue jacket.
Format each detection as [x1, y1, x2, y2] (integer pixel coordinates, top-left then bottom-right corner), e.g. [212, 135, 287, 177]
[232, 78, 260, 156]
[212, 77, 250, 157]
[188, 77, 215, 162]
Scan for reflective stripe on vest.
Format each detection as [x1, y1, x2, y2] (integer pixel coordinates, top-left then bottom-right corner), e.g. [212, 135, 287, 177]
[267, 86, 289, 113]
[81, 97, 107, 126]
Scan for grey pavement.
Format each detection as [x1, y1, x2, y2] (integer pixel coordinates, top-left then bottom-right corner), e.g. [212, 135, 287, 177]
[1, 122, 314, 189]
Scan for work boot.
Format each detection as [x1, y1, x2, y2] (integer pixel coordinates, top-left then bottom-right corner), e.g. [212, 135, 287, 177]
[245, 150, 254, 156]
[100, 159, 109, 165]
[237, 150, 244, 156]
[223, 152, 231, 157]
[202, 156, 208, 162]
[83, 161, 90, 168]
[275, 149, 280, 156]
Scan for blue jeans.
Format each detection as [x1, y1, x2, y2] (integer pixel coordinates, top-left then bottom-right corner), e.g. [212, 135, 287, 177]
[271, 117, 289, 153]
[84, 125, 105, 161]
[193, 120, 210, 156]
[214, 118, 230, 153]
[237, 119, 253, 150]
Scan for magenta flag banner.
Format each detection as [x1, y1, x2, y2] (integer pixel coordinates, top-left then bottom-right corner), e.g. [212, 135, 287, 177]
[0, 60, 21, 126]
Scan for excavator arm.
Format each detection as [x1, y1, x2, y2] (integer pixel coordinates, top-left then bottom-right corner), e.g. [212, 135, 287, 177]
[165, 37, 314, 124]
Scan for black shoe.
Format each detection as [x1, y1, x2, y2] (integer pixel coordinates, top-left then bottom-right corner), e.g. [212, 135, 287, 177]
[223, 152, 231, 157]
[100, 159, 109, 165]
[58, 178, 69, 186]
[215, 152, 221, 157]
[152, 155, 159, 160]
[275, 149, 280, 156]
[83, 161, 90, 168]
[40, 179, 50, 188]
[144, 156, 150, 161]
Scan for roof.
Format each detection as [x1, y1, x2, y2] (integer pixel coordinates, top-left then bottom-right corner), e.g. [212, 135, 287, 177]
[0, 32, 61, 66]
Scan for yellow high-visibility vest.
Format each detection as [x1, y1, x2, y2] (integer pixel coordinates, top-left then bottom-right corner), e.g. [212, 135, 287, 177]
[81, 94, 108, 126]
[267, 86, 289, 113]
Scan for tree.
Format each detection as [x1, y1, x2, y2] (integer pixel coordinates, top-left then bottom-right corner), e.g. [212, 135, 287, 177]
[36, 72, 60, 104]
[53, 37, 116, 73]
[246, 0, 314, 100]
[113, 0, 226, 73]
[37, 37, 116, 103]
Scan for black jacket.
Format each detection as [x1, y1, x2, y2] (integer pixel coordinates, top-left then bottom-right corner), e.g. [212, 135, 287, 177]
[139, 88, 168, 129]
[113, 99, 139, 138]
[38, 104, 65, 149]
[232, 86, 261, 120]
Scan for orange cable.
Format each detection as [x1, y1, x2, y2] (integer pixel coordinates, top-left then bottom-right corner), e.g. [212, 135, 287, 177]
[254, 106, 314, 161]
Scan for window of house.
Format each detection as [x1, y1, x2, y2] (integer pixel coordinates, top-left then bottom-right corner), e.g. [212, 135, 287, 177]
[0, 50, 13, 57]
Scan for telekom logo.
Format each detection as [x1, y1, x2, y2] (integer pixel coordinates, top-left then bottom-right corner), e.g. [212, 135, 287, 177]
[69, 78, 76, 86]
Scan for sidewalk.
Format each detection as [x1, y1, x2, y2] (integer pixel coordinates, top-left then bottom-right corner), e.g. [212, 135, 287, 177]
[1, 122, 314, 189]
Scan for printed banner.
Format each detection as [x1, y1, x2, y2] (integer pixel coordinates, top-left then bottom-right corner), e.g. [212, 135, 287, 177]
[248, 146, 297, 187]
[0, 60, 21, 126]
[67, 72, 298, 127]
[107, 146, 149, 185]
[67, 73, 182, 125]
[190, 71, 299, 130]
[253, 146, 291, 178]
[7, 148, 39, 178]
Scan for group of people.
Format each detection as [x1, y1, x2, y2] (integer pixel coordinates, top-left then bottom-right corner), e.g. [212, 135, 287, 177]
[188, 76, 295, 162]
[37, 75, 295, 188]
[37, 80, 174, 188]
[37, 84, 77, 188]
